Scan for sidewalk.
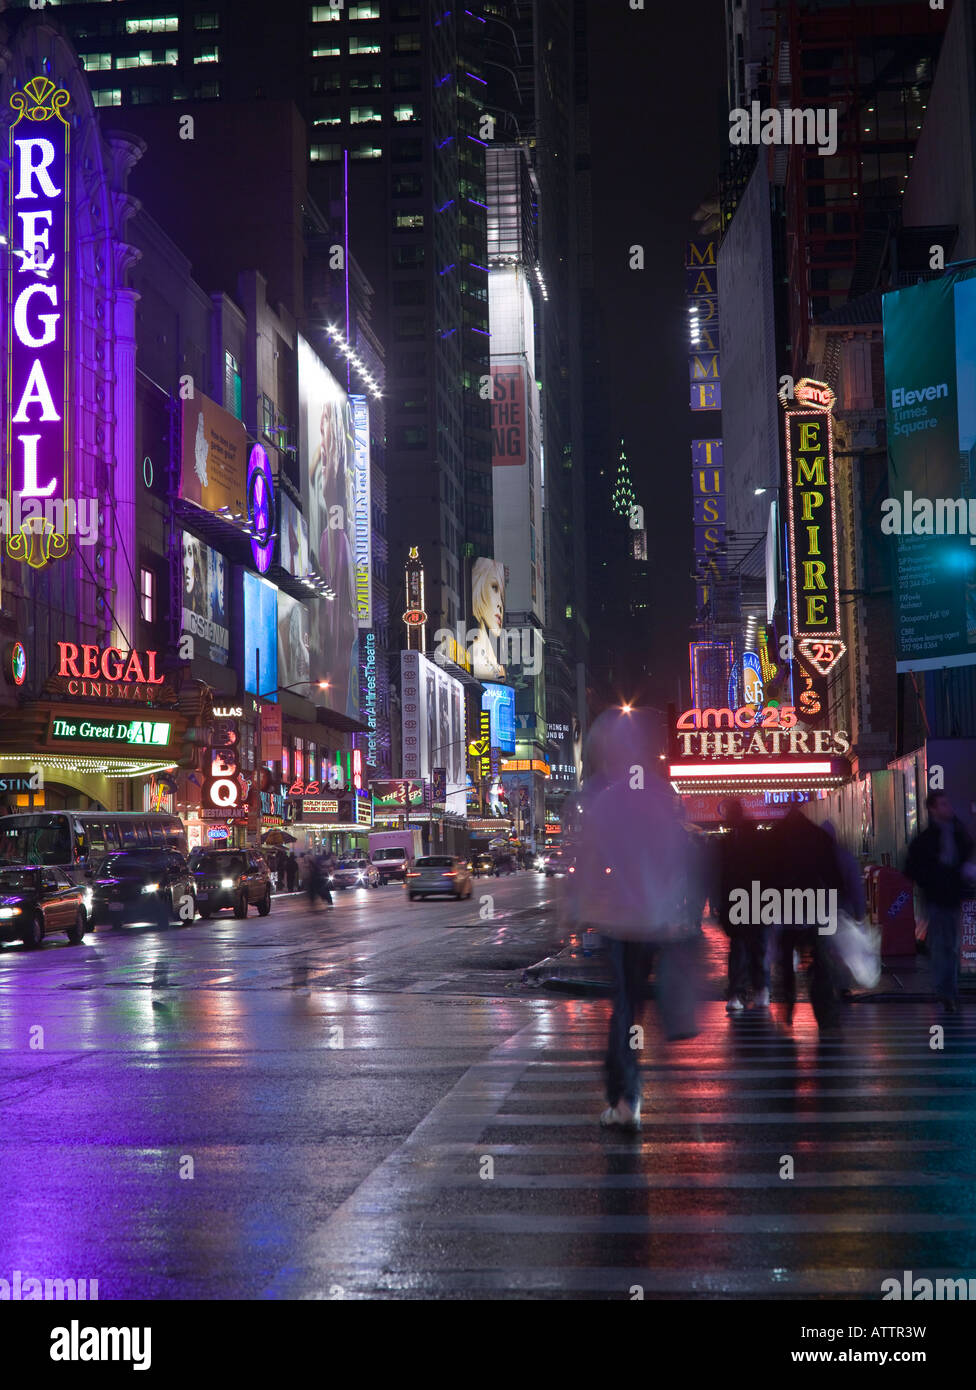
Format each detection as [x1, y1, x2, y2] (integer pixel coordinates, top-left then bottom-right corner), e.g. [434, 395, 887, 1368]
[523, 917, 973, 1002]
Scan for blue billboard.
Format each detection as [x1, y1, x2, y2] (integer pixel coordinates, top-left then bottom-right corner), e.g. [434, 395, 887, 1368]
[243, 571, 278, 699]
[482, 682, 515, 753]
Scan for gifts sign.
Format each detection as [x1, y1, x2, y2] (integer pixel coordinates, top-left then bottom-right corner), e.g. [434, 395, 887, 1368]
[6, 78, 71, 569]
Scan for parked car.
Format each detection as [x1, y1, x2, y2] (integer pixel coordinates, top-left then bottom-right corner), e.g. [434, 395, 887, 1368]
[332, 857, 381, 889]
[0, 865, 89, 949]
[188, 848, 272, 918]
[406, 855, 473, 901]
[88, 848, 196, 927]
[370, 846, 410, 884]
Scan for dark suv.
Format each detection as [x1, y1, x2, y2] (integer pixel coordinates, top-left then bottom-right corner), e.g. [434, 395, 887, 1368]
[189, 848, 272, 919]
[88, 849, 196, 927]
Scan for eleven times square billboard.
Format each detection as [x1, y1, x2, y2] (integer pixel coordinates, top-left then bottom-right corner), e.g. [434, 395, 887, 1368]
[180, 339, 373, 741]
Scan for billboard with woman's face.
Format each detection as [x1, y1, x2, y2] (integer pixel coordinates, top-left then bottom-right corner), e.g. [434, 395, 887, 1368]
[181, 531, 229, 664]
[469, 557, 507, 680]
[297, 335, 360, 720]
[277, 591, 311, 693]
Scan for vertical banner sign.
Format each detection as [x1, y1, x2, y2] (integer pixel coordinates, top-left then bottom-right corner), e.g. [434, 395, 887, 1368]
[401, 649, 421, 781]
[6, 78, 72, 569]
[686, 239, 721, 413]
[783, 381, 846, 677]
[691, 439, 725, 620]
[490, 366, 527, 466]
[350, 394, 372, 627]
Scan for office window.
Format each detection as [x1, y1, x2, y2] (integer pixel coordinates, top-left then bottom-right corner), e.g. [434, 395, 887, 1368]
[140, 568, 155, 623]
[393, 1, 421, 16]
[310, 4, 341, 18]
[116, 50, 178, 69]
[80, 54, 112, 72]
[349, 72, 383, 89]
[131, 86, 161, 105]
[351, 143, 382, 160]
[194, 46, 220, 64]
[394, 212, 423, 230]
[350, 106, 381, 124]
[393, 104, 418, 123]
[313, 114, 341, 127]
[195, 81, 220, 99]
[311, 143, 342, 162]
[195, 13, 220, 30]
[126, 17, 178, 34]
[349, 3, 381, 16]
[393, 245, 424, 268]
[393, 173, 422, 196]
[393, 280, 425, 306]
[399, 393, 428, 410]
[93, 89, 122, 107]
[311, 45, 341, 58]
[394, 316, 425, 340]
[311, 73, 341, 92]
[392, 68, 420, 91]
[224, 351, 243, 420]
[262, 395, 276, 440]
[398, 426, 428, 449]
[349, 37, 381, 55]
[394, 33, 420, 53]
[392, 137, 422, 162]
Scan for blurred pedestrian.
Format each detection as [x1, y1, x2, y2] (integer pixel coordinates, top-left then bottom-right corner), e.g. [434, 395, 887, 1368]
[717, 798, 769, 1014]
[906, 792, 974, 1015]
[767, 808, 845, 1033]
[285, 850, 298, 892]
[569, 707, 703, 1132]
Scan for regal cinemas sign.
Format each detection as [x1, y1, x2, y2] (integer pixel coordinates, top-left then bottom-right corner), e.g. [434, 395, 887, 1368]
[53, 642, 169, 700]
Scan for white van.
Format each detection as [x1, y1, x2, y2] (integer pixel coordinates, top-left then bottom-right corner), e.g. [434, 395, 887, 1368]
[367, 829, 422, 884]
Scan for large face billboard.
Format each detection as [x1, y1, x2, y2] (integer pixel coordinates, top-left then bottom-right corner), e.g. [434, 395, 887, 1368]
[279, 493, 310, 578]
[883, 270, 976, 671]
[400, 650, 466, 814]
[277, 591, 310, 693]
[297, 335, 359, 720]
[180, 391, 247, 518]
[469, 556, 507, 680]
[181, 532, 229, 665]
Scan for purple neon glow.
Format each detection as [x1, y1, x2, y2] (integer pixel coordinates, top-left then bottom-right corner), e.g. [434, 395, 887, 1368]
[470, 327, 490, 336]
[466, 137, 488, 149]
[437, 136, 455, 149]
[466, 196, 488, 208]
[7, 101, 70, 528]
[439, 264, 456, 276]
[247, 443, 275, 573]
[344, 148, 350, 394]
[469, 263, 489, 273]
[437, 199, 455, 212]
[465, 72, 487, 84]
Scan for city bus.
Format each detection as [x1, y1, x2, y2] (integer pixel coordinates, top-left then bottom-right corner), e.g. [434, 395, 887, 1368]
[0, 812, 187, 881]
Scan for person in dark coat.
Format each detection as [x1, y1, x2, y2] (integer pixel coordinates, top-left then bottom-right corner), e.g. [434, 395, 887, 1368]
[906, 792, 975, 1014]
[285, 851, 298, 893]
[716, 798, 769, 1013]
[766, 807, 845, 1032]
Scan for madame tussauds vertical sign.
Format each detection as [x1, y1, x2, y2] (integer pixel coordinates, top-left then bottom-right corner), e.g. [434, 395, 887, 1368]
[5, 78, 71, 569]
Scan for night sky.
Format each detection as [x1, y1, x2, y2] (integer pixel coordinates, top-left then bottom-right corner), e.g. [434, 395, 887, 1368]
[586, 0, 727, 709]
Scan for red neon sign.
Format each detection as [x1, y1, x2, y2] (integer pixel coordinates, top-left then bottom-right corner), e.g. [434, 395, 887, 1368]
[57, 642, 164, 684]
[676, 705, 796, 731]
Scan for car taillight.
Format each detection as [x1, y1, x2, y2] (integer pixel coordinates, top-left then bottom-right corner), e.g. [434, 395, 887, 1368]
[443, 871, 456, 877]
[406, 872, 419, 879]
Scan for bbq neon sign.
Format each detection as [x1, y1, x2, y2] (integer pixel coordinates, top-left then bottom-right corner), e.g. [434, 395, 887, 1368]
[6, 78, 72, 569]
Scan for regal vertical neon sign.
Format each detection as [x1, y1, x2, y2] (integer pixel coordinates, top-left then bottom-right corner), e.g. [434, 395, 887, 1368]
[6, 78, 71, 569]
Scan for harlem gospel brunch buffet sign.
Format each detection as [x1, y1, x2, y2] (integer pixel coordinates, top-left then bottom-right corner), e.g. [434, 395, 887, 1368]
[6, 78, 73, 569]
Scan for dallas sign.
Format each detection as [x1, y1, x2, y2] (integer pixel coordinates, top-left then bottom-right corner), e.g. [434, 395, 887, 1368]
[6, 79, 74, 569]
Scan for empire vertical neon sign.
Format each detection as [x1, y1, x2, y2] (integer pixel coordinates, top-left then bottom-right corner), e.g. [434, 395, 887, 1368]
[6, 77, 71, 569]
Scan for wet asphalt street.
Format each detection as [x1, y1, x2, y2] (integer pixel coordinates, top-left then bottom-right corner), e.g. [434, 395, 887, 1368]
[2, 872, 976, 1300]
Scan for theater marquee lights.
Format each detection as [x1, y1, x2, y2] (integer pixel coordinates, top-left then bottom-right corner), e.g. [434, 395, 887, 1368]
[6, 78, 72, 569]
[782, 380, 847, 677]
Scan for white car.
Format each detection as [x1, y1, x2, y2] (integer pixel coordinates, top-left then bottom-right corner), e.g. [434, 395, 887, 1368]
[331, 858, 380, 889]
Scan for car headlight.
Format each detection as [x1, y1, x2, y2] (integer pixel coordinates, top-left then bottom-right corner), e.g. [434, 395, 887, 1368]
[0, 906, 22, 918]
[141, 883, 160, 894]
[83, 889, 93, 911]
[220, 878, 234, 888]
[356, 872, 364, 882]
